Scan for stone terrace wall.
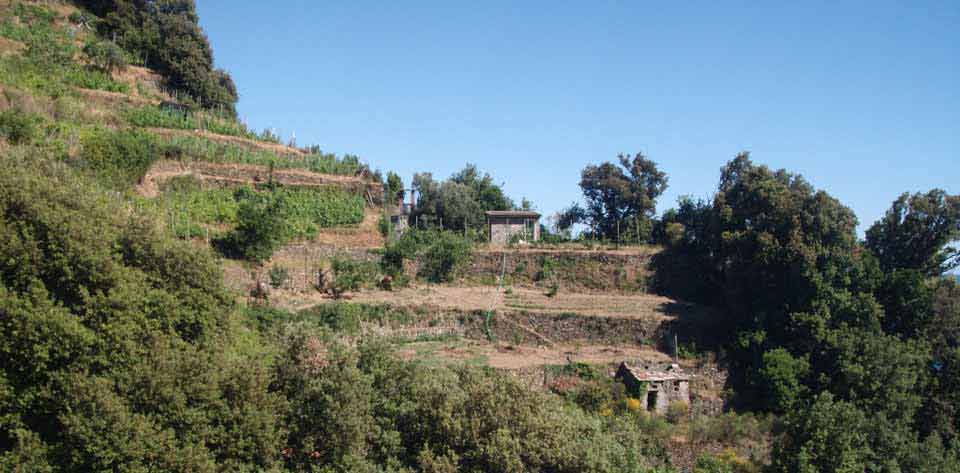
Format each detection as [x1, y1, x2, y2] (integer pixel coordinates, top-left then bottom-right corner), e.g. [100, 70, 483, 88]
[141, 160, 384, 205]
[465, 248, 657, 293]
[458, 309, 670, 346]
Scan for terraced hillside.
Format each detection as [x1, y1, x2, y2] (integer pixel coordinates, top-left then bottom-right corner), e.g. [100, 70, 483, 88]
[0, 0, 383, 254]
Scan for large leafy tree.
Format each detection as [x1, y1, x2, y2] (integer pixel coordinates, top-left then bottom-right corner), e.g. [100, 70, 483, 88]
[653, 152, 960, 468]
[73, 0, 238, 112]
[866, 190, 960, 276]
[567, 152, 667, 240]
[410, 164, 514, 233]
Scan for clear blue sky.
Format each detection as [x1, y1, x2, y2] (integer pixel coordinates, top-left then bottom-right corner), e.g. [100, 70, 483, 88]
[197, 0, 958, 234]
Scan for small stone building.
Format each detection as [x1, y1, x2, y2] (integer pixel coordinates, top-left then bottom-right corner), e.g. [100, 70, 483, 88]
[485, 210, 541, 245]
[615, 362, 690, 414]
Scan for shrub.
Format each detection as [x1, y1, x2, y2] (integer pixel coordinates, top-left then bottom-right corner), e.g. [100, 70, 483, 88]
[0, 109, 41, 144]
[418, 231, 473, 283]
[330, 257, 380, 298]
[83, 39, 127, 73]
[269, 265, 290, 289]
[215, 187, 291, 262]
[78, 128, 159, 189]
[666, 401, 689, 424]
[294, 303, 412, 334]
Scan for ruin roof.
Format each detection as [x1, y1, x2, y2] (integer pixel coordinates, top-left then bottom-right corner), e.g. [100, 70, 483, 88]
[485, 210, 541, 218]
[618, 362, 691, 382]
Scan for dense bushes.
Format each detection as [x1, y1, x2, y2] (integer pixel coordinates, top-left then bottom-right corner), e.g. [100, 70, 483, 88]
[213, 185, 365, 261]
[74, 0, 238, 112]
[79, 127, 159, 188]
[271, 336, 674, 472]
[82, 39, 127, 73]
[330, 257, 381, 298]
[382, 229, 474, 283]
[0, 153, 285, 470]
[653, 152, 960, 469]
[0, 109, 41, 144]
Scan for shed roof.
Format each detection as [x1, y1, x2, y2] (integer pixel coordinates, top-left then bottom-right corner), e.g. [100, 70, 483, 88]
[485, 210, 541, 219]
[618, 362, 690, 382]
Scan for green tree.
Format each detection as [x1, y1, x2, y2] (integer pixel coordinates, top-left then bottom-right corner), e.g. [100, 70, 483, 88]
[866, 190, 960, 276]
[573, 152, 668, 240]
[385, 171, 404, 206]
[82, 39, 127, 72]
[770, 393, 873, 473]
[411, 164, 514, 233]
[757, 348, 809, 413]
[216, 187, 291, 262]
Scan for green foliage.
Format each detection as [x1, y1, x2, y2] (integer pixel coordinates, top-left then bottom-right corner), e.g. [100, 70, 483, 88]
[272, 338, 674, 472]
[0, 3, 128, 96]
[268, 265, 290, 289]
[78, 128, 160, 189]
[0, 109, 42, 144]
[330, 257, 380, 298]
[0, 152, 284, 470]
[411, 164, 515, 232]
[215, 187, 291, 262]
[152, 133, 368, 175]
[757, 348, 809, 413]
[76, 0, 239, 112]
[569, 152, 668, 241]
[651, 152, 960, 468]
[124, 104, 275, 141]
[665, 401, 689, 424]
[382, 228, 473, 282]
[293, 303, 412, 334]
[770, 393, 873, 472]
[866, 189, 960, 276]
[82, 39, 127, 73]
[385, 171, 404, 204]
[419, 231, 473, 282]
[383, 229, 475, 283]
[124, 104, 198, 129]
[688, 412, 773, 446]
[153, 182, 362, 251]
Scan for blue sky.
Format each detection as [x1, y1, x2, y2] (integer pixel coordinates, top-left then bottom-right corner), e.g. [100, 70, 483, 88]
[196, 0, 958, 234]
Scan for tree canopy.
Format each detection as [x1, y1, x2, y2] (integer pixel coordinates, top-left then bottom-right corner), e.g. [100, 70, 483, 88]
[73, 0, 239, 112]
[562, 152, 667, 241]
[866, 189, 960, 276]
[410, 164, 514, 233]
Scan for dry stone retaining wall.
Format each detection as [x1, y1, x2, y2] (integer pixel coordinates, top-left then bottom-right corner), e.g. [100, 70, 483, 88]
[466, 249, 656, 293]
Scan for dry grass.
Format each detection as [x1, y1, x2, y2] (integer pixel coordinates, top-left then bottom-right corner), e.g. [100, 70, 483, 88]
[292, 285, 682, 321]
[475, 244, 661, 256]
[397, 339, 670, 370]
[311, 209, 384, 248]
[135, 159, 368, 197]
[0, 37, 25, 56]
